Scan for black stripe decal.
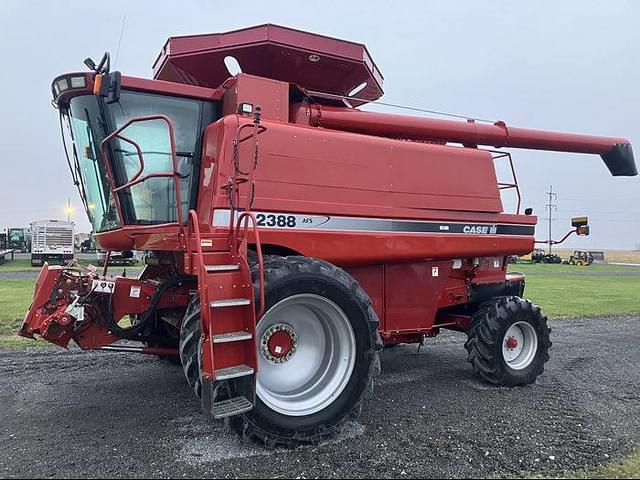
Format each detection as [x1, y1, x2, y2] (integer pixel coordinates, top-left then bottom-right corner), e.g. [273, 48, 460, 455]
[212, 210, 535, 236]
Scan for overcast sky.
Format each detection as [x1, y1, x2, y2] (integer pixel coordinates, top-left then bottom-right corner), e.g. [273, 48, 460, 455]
[1, 0, 638, 249]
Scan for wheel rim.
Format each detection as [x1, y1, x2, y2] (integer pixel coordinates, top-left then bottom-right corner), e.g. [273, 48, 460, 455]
[256, 293, 356, 417]
[502, 321, 538, 370]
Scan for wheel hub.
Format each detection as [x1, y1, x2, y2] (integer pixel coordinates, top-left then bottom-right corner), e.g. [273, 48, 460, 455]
[501, 321, 538, 370]
[261, 323, 297, 363]
[255, 293, 357, 417]
[505, 336, 518, 350]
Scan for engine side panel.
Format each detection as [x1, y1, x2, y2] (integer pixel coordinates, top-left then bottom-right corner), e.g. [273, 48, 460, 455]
[202, 117, 536, 265]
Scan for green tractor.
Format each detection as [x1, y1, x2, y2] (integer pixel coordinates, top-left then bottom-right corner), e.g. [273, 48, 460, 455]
[8, 228, 30, 253]
[530, 248, 562, 264]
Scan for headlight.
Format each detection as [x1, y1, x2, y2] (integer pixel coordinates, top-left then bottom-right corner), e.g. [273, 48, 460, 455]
[53, 75, 87, 98]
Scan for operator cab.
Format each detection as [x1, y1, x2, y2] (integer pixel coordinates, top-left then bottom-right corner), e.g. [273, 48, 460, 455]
[52, 57, 217, 244]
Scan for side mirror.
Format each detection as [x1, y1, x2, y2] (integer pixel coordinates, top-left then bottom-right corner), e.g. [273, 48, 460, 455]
[572, 216, 590, 236]
[571, 216, 589, 227]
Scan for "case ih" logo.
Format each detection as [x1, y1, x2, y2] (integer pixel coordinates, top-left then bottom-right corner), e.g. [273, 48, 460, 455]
[463, 225, 498, 234]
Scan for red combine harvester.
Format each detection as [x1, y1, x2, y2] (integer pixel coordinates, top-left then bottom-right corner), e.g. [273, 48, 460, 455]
[21, 25, 636, 446]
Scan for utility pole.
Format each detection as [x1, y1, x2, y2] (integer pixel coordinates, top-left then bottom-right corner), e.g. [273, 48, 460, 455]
[66, 197, 72, 222]
[545, 185, 557, 254]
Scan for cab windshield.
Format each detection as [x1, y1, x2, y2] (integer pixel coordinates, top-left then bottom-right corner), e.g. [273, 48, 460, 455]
[65, 91, 213, 232]
[67, 95, 120, 232]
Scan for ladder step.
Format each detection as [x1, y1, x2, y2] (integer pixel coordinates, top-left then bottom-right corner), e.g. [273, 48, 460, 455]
[215, 364, 254, 381]
[205, 264, 240, 272]
[210, 298, 251, 308]
[212, 396, 253, 419]
[212, 331, 253, 344]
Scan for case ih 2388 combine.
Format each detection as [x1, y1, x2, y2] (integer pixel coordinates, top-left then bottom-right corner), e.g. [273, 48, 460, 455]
[21, 25, 636, 446]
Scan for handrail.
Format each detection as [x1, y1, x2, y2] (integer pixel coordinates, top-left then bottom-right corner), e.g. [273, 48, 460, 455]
[100, 114, 185, 229]
[490, 150, 521, 214]
[186, 209, 203, 276]
[109, 133, 147, 192]
[222, 110, 267, 318]
[234, 211, 266, 319]
[226, 112, 266, 240]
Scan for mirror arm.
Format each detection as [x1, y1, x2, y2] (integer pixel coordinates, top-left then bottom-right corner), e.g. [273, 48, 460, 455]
[535, 228, 577, 246]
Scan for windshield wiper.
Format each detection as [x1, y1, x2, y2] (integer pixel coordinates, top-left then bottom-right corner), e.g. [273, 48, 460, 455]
[83, 107, 108, 215]
[59, 112, 90, 212]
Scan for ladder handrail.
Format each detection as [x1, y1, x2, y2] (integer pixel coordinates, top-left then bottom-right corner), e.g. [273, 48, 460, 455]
[226, 110, 266, 241]
[186, 210, 203, 276]
[234, 211, 266, 319]
[188, 208, 265, 319]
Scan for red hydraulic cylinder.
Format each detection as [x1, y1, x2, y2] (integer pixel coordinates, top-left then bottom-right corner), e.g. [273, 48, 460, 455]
[292, 103, 636, 176]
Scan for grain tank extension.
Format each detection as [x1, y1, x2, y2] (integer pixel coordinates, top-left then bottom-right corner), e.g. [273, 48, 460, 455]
[21, 24, 636, 447]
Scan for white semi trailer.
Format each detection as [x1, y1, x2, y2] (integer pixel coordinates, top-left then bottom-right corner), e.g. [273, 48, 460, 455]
[30, 220, 74, 266]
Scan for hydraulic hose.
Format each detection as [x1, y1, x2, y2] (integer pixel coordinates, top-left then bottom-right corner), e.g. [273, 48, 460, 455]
[93, 275, 194, 340]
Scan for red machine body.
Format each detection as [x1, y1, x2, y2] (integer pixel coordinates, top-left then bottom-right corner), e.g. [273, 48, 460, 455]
[23, 24, 636, 347]
[20, 24, 636, 439]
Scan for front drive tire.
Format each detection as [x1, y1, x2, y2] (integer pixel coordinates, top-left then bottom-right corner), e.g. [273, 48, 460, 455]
[231, 255, 382, 447]
[178, 255, 382, 447]
[465, 296, 551, 387]
[179, 297, 203, 399]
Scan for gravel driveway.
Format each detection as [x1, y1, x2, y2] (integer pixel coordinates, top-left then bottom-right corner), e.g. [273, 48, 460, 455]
[1, 315, 638, 478]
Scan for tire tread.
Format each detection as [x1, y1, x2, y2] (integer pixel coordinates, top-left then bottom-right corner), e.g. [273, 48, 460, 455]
[465, 296, 552, 386]
[232, 255, 381, 448]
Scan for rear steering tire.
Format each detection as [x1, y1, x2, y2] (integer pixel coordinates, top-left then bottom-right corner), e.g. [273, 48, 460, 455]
[465, 296, 551, 386]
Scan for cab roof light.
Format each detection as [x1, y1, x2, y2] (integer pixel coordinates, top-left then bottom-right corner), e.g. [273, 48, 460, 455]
[56, 78, 69, 94]
[70, 76, 86, 88]
[53, 75, 87, 99]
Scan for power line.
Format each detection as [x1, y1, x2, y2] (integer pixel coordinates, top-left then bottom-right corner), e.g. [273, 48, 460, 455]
[559, 196, 640, 201]
[553, 217, 639, 223]
[558, 211, 640, 215]
[545, 185, 558, 254]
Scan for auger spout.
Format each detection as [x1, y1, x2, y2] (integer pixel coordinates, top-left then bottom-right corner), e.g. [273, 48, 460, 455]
[292, 103, 637, 176]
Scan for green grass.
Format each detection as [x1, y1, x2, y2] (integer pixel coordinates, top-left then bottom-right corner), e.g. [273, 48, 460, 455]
[587, 448, 640, 479]
[2, 263, 638, 346]
[512, 262, 639, 275]
[0, 279, 35, 335]
[0, 279, 46, 348]
[509, 264, 640, 319]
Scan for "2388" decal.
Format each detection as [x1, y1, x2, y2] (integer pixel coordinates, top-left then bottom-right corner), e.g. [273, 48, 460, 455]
[256, 214, 297, 228]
